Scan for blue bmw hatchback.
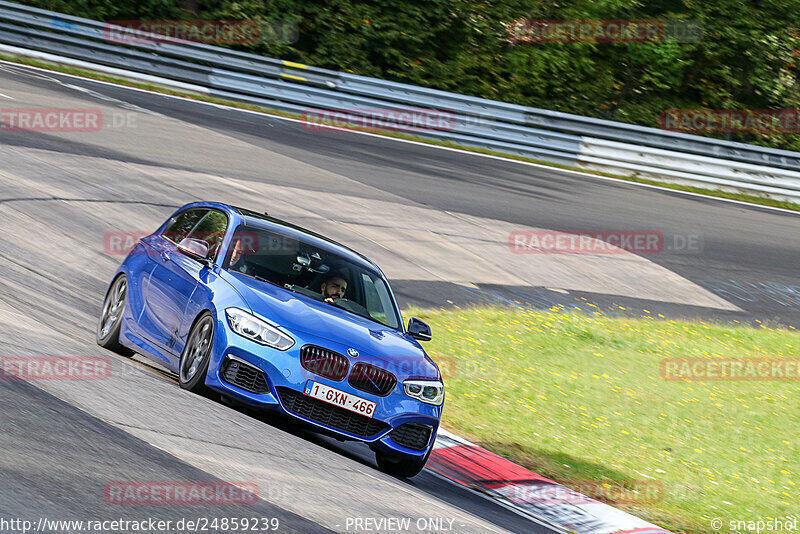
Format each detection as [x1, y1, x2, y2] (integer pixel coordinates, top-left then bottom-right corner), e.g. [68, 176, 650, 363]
[97, 201, 443, 477]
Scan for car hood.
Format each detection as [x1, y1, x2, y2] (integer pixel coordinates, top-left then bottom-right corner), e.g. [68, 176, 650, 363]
[221, 271, 438, 375]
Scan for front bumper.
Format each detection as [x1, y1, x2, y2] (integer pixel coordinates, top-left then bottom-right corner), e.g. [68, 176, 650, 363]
[204, 317, 441, 459]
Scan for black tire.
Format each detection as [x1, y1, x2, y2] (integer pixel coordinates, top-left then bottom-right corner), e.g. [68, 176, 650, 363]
[96, 275, 134, 356]
[375, 446, 432, 478]
[179, 313, 214, 394]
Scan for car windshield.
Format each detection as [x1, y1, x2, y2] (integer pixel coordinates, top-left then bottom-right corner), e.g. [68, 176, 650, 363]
[222, 225, 401, 329]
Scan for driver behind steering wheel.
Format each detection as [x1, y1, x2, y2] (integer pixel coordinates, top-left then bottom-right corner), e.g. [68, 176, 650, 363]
[320, 273, 347, 304]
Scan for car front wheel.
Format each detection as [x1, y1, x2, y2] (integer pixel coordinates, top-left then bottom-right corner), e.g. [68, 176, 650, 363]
[179, 313, 214, 393]
[96, 275, 134, 356]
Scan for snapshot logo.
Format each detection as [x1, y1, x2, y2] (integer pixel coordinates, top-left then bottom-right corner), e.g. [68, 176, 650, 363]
[661, 358, 800, 381]
[508, 230, 702, 255]
[723, 516, 799, 533]
[0, 356, 111, 381]
[104, 481, 258, 505]
[507, 480, 663, 505]
[301, 107, 457, 134]
[660, 109, 800, 134]
[508, 19, 703, 44]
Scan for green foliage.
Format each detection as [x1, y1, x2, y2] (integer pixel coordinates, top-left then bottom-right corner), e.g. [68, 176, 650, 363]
[26, 0, 183, 19]
[409, 305, 800, 533]
[20, 0, 800, 151]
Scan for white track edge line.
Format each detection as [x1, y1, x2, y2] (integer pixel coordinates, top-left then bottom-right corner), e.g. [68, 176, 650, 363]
[424, 469, 573, 534]
[2, 57, 799, 217]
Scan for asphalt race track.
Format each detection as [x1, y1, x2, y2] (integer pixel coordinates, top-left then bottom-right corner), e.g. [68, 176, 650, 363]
[0, 61, 798, 533]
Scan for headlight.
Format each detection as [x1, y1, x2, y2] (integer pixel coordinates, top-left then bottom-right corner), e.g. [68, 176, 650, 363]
[403, 379, 445, 405]
[225, 308, 295, 350]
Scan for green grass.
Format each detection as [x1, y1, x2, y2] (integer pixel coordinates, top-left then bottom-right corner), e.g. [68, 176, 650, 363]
[2, 52, 800, 214]
[408, 306, 799, 534]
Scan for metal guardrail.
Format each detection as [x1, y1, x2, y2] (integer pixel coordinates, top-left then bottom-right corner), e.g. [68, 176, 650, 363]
[1, 0, 799, 202]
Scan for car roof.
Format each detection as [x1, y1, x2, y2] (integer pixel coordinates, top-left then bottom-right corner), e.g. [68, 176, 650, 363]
[228, 204, 379, 272]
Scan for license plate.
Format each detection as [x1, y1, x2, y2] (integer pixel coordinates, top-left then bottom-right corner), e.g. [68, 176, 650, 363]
[304, 381, 376, 418]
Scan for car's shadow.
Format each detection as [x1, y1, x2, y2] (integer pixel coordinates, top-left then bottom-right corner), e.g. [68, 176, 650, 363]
[130, 353, 381, 471]
[217, 394, 557, 533]
[127, 353, 555, 533]
[221, 394, 382, 471]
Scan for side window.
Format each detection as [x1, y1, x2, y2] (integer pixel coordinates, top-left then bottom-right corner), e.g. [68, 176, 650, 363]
[163, 209, 207, 244]
[362, 273, 382, 314]
[361, 273, 397, 328]
[187, 210, 229, 260]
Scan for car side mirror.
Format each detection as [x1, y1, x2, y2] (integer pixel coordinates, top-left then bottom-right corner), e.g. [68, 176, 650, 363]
[178, 238, 211, 264]
[407, 317, 432, 342]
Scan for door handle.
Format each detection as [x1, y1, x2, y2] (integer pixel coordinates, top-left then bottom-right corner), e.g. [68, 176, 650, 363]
[161, 251, 171, 262]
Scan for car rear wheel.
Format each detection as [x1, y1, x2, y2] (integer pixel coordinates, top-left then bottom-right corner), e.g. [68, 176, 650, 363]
[375, 446, 432, 478]
[179, 313, 214, 393]
[96, 275, 134, 356]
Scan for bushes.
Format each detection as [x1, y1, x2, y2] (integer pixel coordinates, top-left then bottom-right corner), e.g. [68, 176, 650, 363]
[22, 0, 800, 151]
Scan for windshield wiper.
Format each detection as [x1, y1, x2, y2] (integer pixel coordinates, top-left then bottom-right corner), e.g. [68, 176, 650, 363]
[253, 274, 277, 286]
[283, 283, 322, 300]
[323, 299, 383, 326]
[234, 271, 282, 289]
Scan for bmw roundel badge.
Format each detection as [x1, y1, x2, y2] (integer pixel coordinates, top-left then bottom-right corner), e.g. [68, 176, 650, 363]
[347, 348, 359, 358]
